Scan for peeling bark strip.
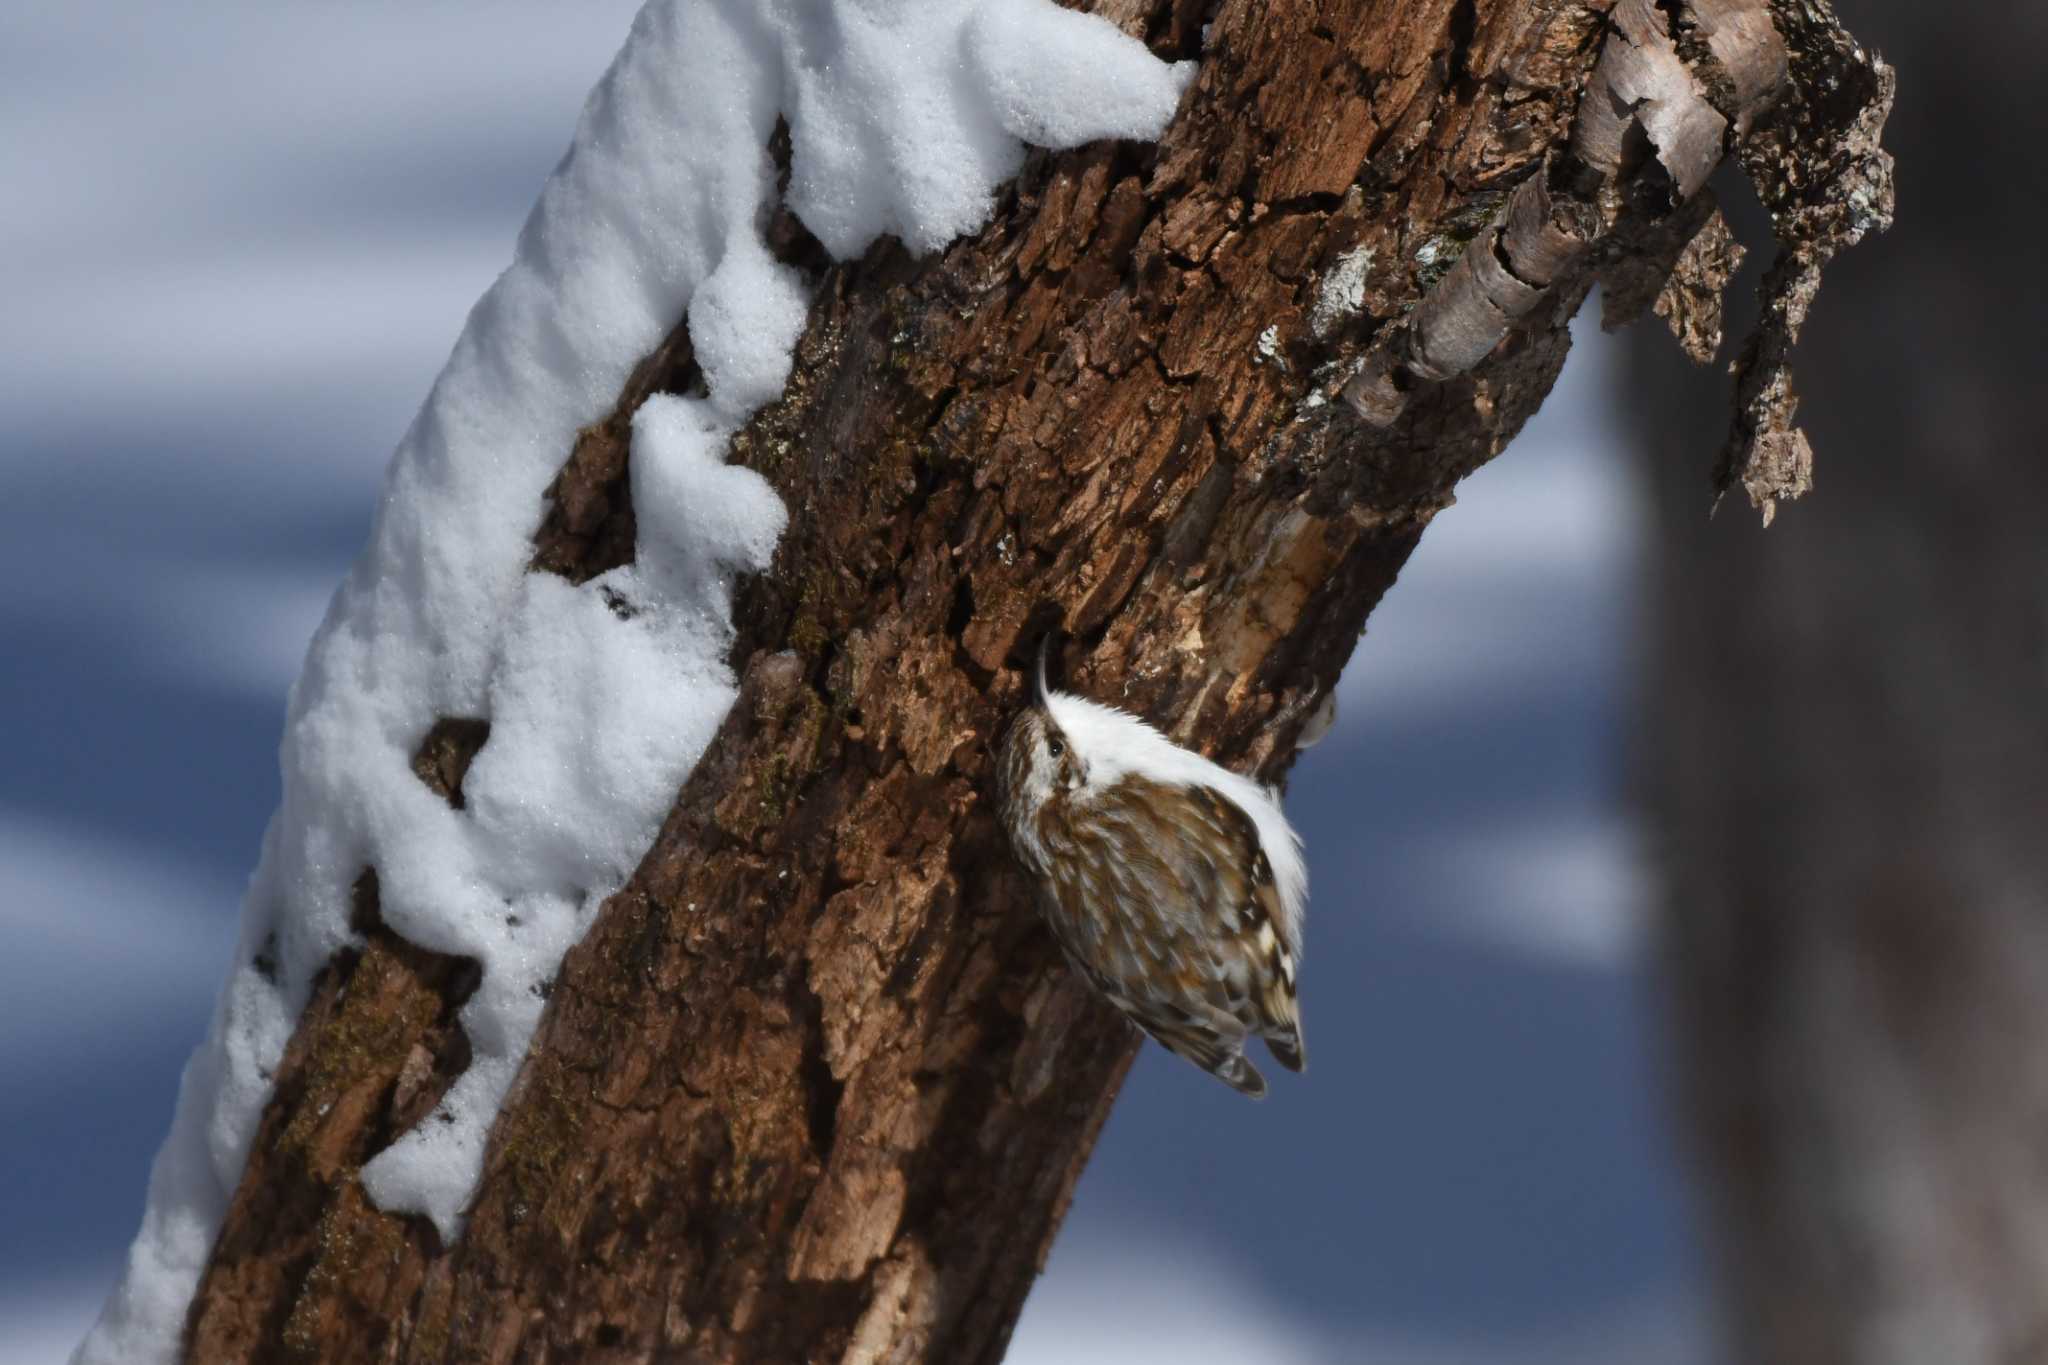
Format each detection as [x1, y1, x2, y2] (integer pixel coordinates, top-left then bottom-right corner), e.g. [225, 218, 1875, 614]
[1713, 1, 1893, 522]
[1665, 0, 1893, 521]
[185, 1, 1887, 1360]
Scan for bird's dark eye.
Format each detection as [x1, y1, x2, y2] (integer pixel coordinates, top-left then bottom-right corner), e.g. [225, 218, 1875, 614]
[1047, 737, 1065, 758]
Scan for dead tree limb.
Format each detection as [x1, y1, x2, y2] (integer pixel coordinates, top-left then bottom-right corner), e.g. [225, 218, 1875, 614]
[182, 0, 1886, 1359]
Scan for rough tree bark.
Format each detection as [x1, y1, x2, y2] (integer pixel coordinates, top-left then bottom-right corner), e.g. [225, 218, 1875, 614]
[1636, 2, 2048, 1361]
[182, 0, 1880, 1360]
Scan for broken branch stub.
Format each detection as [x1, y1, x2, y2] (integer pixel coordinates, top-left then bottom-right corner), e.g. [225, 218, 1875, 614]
[1376, 0, 1890, 524]
[1716, 0, 1896, 521]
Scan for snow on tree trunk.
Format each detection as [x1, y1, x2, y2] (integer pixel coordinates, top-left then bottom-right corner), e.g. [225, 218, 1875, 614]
[78, 0, 1887, 1361]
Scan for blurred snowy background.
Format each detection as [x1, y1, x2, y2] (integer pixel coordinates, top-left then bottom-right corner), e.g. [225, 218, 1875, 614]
[0, 4, 1704, 1360]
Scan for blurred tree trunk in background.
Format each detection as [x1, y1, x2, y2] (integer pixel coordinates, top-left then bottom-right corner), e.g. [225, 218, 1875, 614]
[1637, 3, 2048, 1359]
[178, 0, 1882, 1360]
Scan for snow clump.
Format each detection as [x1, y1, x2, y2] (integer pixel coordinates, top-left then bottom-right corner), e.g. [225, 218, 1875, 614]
[75, 3, 1190, 1362]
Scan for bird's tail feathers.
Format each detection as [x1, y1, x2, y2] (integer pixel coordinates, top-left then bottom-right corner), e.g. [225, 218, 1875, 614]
[1264, 1025, 1306, 1073]
[1142, 1015, 1270, 1099]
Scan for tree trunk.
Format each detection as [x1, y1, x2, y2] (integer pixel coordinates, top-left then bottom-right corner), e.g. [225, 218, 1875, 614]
[182, 0, 1875, 1359]
[1639, 2, 2044, 1360]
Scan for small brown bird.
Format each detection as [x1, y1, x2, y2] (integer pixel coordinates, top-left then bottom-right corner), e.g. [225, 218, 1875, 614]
[996, 643, 1307, 1097]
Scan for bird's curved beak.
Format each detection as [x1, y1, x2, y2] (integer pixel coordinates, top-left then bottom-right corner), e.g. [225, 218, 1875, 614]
[1034, 632, 1053, 708]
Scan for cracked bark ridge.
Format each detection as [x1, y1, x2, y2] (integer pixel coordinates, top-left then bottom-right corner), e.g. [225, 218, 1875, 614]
[178, 1, 1880, 1361]
[1714, 0, 1896, 522]
[1600, 190, 1745, 363]
[191, 732, 491, 1362]
[408, 718, 491, 811]
[529, 326, 699, 584]
[1649, 204, 1744, 363]
[195, 871, 482, 1362]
